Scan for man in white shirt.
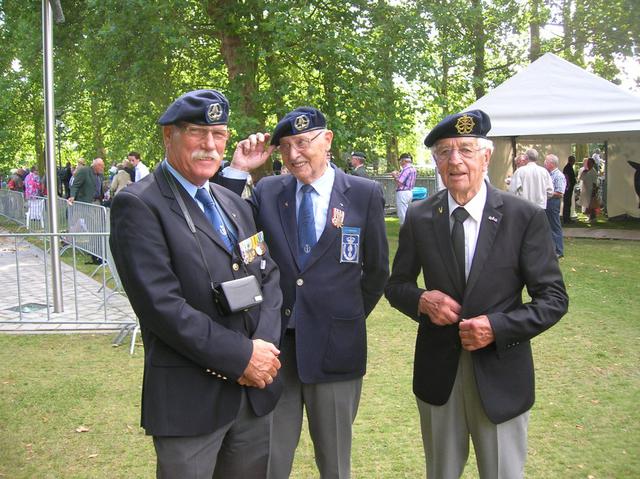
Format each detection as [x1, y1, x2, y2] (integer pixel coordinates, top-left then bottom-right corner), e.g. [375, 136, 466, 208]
[128, 151, 150, 182]
[508, 148, 553, 208]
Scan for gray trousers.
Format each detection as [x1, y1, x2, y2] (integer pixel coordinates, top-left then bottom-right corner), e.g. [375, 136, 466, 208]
[417, 350, 529, 479]
[268, 332, 363, 479]
[153, 389, 272, 479]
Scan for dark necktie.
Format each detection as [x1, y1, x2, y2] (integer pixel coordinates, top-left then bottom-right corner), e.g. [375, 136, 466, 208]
[298, 184, 317, 266]
[451, 207, 470, 288]
[195, 187, 234, 252]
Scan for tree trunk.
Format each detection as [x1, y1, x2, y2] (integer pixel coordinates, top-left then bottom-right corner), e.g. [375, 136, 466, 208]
[471, 0, 486, 99]
[529, 0, 542, 62]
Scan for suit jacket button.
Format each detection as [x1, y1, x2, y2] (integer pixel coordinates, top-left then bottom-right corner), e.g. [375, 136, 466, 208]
[232, 263, 240, 271]
[296, 279, 304, 286]
[284, 308, 292, 317]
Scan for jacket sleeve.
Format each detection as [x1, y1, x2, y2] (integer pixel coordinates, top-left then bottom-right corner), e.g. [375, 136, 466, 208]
[109, 189, 254, 380]
[361, 182, 390, 317]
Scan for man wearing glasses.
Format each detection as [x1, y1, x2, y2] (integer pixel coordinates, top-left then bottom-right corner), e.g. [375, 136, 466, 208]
[385, 110, 567, 478]
[110, 90, 283, 478]
[227, 106, 389, 478]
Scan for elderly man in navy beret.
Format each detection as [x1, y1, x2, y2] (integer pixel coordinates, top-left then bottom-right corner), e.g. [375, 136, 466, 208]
[110, 89, 284, 478]
[385, 110, 568, 478]
[224, 106, 389, 478]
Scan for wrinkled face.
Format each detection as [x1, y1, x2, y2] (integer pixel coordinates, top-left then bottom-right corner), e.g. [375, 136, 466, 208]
[163, 123, 229, 186]
[433, 137, 490, 205]
[93, 160, 105, 175]
[279, 129, 333, 184]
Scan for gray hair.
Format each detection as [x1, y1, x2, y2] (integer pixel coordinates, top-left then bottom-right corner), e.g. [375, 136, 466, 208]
[545, 154, 559, 168]
[525, 148, 539, 162]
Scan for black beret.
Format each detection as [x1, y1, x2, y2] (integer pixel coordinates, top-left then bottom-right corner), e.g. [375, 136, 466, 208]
[424, 109, 491, 147]
[158, 89, 229, 126]
[270, 107, 326, 146]
[351, 151, 366, 160]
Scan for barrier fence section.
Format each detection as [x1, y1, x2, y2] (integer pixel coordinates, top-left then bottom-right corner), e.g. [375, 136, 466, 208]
[0, 189, 26, 226]
[371, 175, 438, 209]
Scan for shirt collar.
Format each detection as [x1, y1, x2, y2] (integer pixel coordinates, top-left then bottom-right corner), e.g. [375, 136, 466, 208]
[296, 161, 335, 197]
[163, 159, 208, 199]
[447, 180, 487, 224]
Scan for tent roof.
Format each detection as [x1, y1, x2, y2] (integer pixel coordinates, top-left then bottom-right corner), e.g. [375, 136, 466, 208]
[465, 53, 640, 137]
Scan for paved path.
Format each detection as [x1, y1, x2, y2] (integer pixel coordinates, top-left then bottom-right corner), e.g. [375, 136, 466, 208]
[563, 227, 640, 241]
[0, 230, 136, 334]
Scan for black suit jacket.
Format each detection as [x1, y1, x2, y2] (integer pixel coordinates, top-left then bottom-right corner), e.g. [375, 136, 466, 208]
[248, 167, 389, 383]
[385, 184, 568, 424]
[109, 166, 283, 436]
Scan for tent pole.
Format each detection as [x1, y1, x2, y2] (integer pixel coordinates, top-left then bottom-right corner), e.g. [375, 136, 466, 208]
[603, 141, 608, 217]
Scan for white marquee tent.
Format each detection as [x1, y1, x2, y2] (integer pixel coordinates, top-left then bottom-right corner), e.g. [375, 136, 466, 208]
[465, 52, 640, 218]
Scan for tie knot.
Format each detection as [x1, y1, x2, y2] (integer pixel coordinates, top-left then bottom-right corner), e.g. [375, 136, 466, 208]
[452, 207, 469, 223]
[195, 187, 214, 207]
[301, 184, 314, 194]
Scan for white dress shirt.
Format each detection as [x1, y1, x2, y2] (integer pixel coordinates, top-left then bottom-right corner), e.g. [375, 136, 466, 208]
[448, 181, 487, 280]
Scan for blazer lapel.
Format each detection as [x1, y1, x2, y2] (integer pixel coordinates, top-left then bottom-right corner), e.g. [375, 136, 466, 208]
[432, 194, 465, 298]
[465, 186, 503, 296]
[277, 177, 300, 268]
[303, 170, 349, 270]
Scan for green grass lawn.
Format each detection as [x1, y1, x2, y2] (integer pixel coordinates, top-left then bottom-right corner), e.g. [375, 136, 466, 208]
[1, 219, 639, 478]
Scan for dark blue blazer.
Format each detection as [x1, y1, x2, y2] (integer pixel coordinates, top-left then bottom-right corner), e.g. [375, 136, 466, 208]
[110, 166, 283, 436]
[249, 166, 389, 383]
[385, 184, 568, 424]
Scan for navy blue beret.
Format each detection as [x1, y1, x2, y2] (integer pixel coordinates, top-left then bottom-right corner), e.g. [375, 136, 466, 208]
[351, 151, 366, 159]
[424, 109, 491, 147]
[158, 89, 229, 126]
[270, 107, 327, 146]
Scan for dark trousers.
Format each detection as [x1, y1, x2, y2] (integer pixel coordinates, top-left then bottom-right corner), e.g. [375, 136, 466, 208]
[562, 186, 574, 223]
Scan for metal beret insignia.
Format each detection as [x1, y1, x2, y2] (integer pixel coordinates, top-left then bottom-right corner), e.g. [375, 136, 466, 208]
[455, 114, 475, 135]
[207, 102, 223, 123]
[294, 114, 310, 132]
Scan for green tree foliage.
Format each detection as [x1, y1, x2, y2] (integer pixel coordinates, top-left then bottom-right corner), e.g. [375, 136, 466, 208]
[0, 0, 637, 174]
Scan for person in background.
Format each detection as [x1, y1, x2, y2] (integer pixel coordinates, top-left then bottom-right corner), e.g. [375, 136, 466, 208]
[578, 157, 598, 222]
[349, 151, 369, 178]
[272, 155, 283, 175]
[385, 109, 568, 479]
[392, 153, 417, 225]
[544, 154, 566, 258]
[68, 157, 104, 205]
[508, 148, 553, 209]
[128, 151, 150, 182]
[109, 160, 133, 199]
[562, 155, 577, 224]
[24, 166, 43, 199]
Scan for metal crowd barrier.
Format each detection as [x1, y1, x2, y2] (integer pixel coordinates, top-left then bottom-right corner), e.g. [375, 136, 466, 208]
[0, 189, 27, 226]
[0, 231, 137, 351]
[61, 200, 109, 263]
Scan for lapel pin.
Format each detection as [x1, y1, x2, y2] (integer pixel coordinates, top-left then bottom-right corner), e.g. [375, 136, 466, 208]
[331, 208, 345, 228]
[438, 206, 444, 214]
[488, 215, 498, 223]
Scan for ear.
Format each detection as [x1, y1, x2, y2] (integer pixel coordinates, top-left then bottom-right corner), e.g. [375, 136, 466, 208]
[162, 125, 173, 148]
[323, 129, 334, 148]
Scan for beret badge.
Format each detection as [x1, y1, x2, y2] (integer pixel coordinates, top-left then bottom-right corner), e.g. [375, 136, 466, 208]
[455, 114, 475, 135]
[207, 103, 223, 123]
[294, 114, 310, 132]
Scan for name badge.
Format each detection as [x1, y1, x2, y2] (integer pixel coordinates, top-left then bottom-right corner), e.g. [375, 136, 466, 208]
[340, 226, 360, 263]
[239, 231, 267, 264]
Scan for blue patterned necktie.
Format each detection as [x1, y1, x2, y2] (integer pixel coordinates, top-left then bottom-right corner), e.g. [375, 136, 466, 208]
[298, 184, 317, 266]
[195, 187, 234, 252]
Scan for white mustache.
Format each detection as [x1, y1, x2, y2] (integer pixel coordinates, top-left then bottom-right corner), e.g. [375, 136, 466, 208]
[191, 150, 220, 161]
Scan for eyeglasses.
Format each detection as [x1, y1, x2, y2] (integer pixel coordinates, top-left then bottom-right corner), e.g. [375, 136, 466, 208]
[279, 131, 324, 154]
[434, 146, 485, 160]
[179, 124, 229, 143]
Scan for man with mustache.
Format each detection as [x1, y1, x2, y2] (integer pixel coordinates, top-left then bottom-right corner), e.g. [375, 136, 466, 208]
[385, 110, 568, 478]
[110, 89, 283, 478]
